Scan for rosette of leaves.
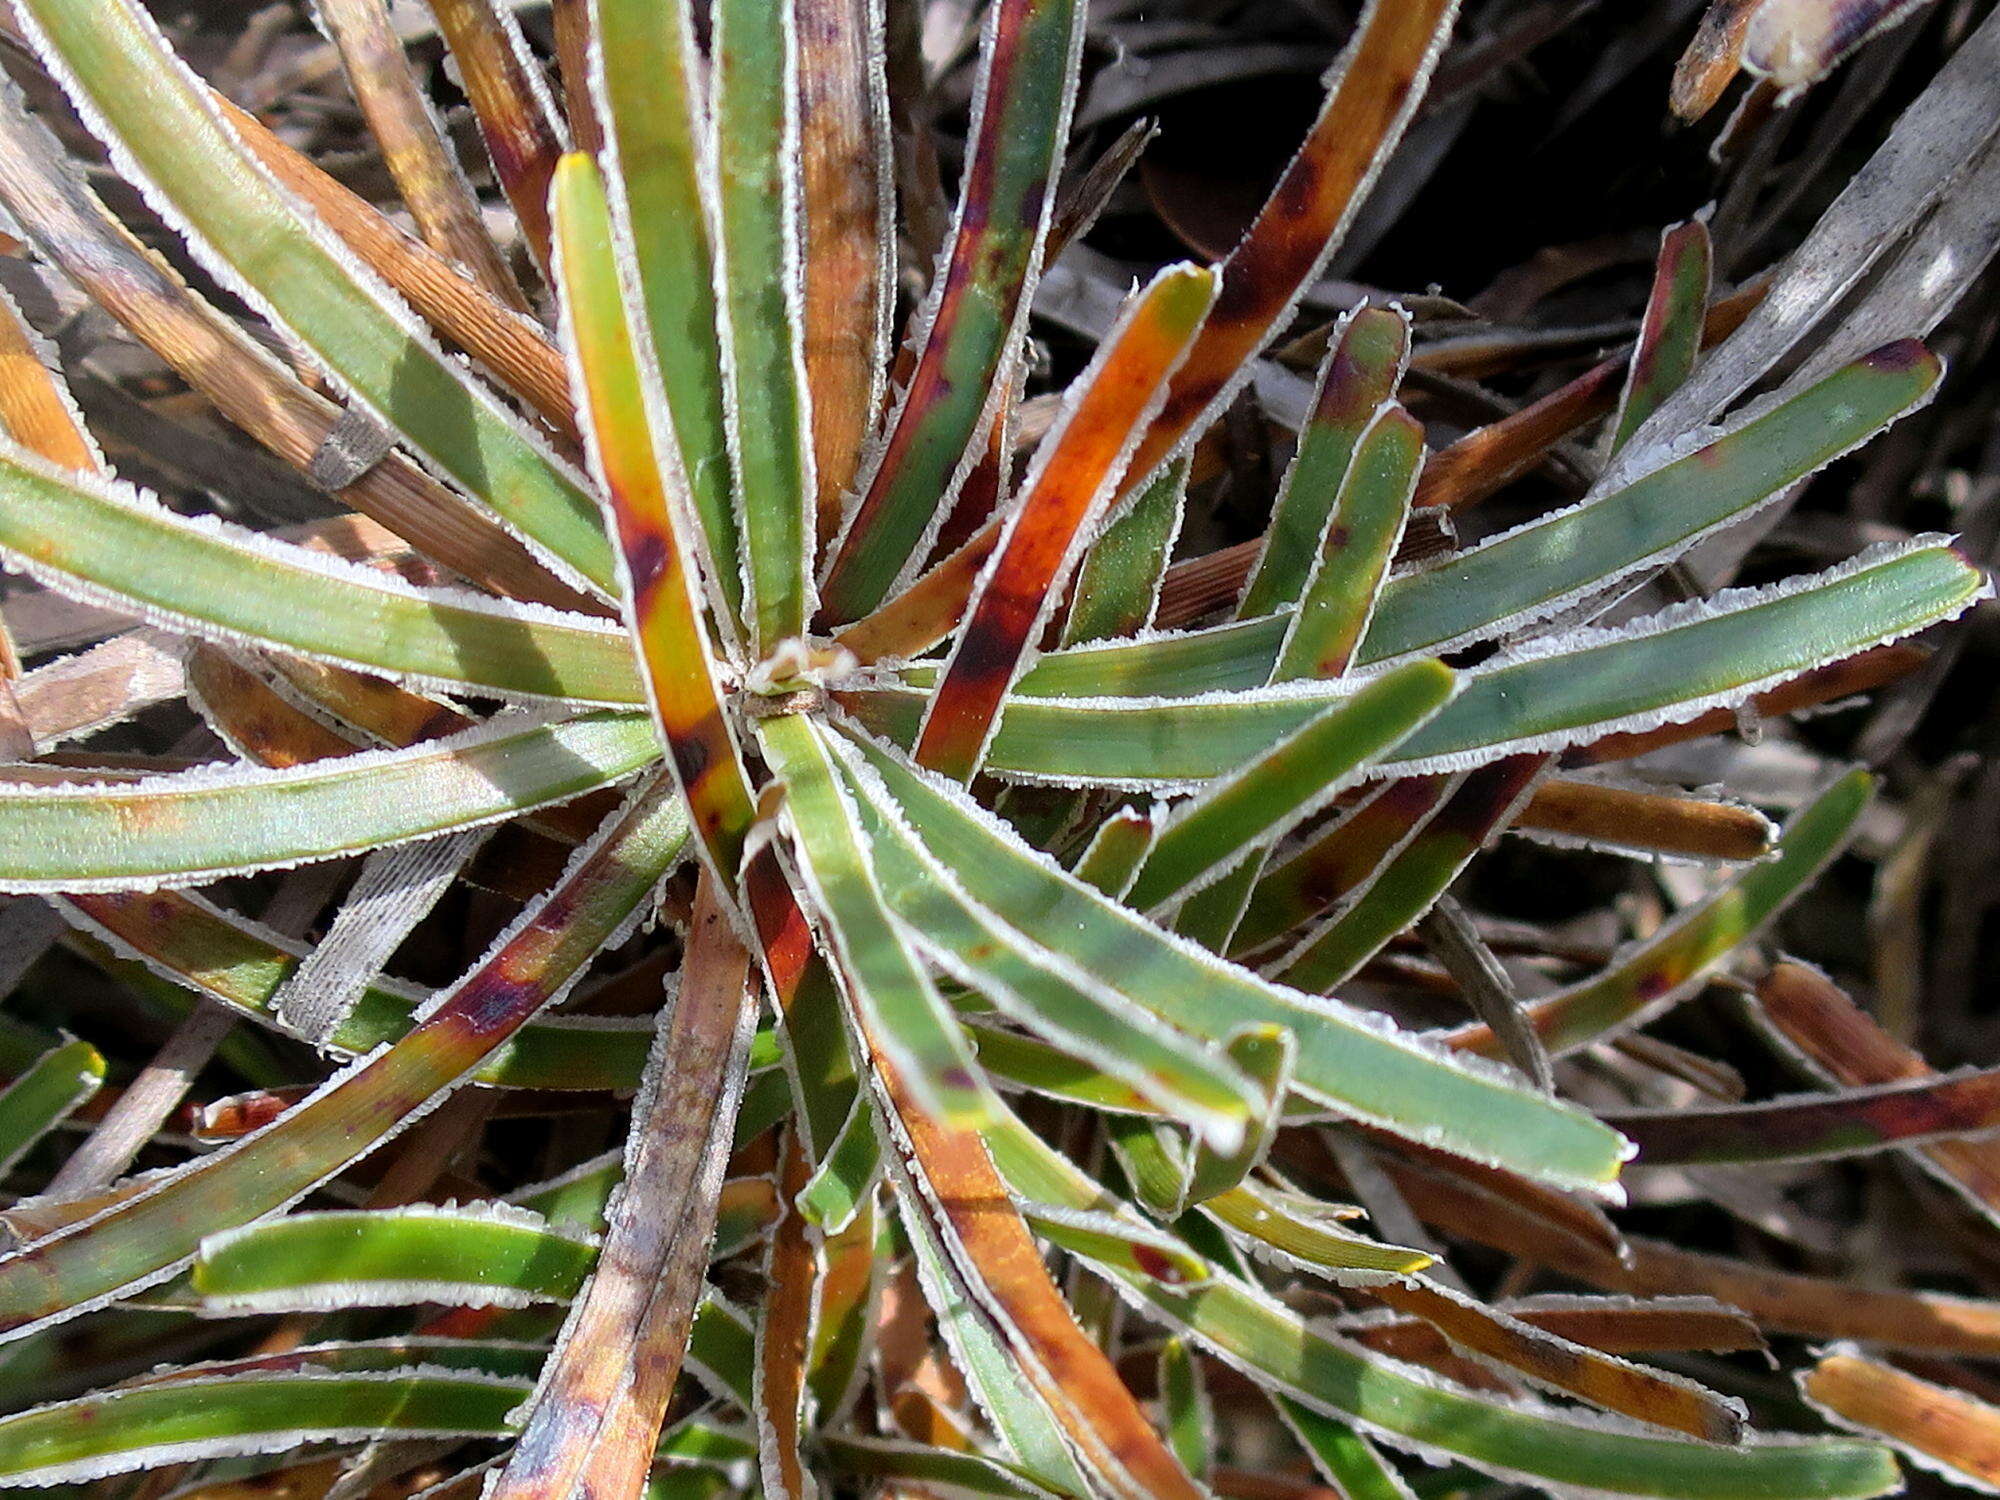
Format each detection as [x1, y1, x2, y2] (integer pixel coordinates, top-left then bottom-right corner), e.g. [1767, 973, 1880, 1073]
[0, 0, 1986, 1497]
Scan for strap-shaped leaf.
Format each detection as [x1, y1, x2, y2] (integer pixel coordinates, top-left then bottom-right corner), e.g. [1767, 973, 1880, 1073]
[1238, 306, 1411, 621]
[496, 871, 757, 1500]
[830, 729, 1628, 1193]
[1061, 459, 1189, 647]
[1116, 0, 1456, 497]
[1124, 659, 1455, 911]
[553, 155, 757, 880]
[1008, 342, 1945, 702]
[0, 711, 656, 893]
[0, 773, 686, 1344]
[1613, 221, 1713, 451]
[1273, 404, 1422, 682]
[589, 0, 741, 621]
[0, 1039, 103, 1178]
[1451, 770, 1874, 1058]
[846, 542, 1986, 785]
[759, 713, 988, 1125]
[915, 264, 1218, 781]
[834, 758, 1265, 1147]
[1235, 776, 1450, 956]
[984, 1095, 1899, 1500]
[194, 1204, 598, 1311]
[714, 0, 816, 650]
[0, 1370, 531, 1486]
[1364, 341, 1942, 662]
[0, 444, 640, 705]
[820, 0, 1087, 620]
[1275, 758, 1543, 993]
[1277, 1402, 1416, 1500]
[12, 0, 615, 593]
[62, 888, 653, 1091]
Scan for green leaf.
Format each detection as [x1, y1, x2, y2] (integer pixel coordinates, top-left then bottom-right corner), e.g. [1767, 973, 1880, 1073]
[0, 1370, 529, 1485]
[0, 444, 641, 705]
[1364, 344, 1943, 663]
[1009, 344, 1946, 701]
[848, 542, 1987, 784]
[0, 1039, 103, 1177]
[1239, 306, 1410, 622]
[832, 729, 1628, 1193]
[1276, 1400, 1418, 1500]
[1462, 769, 1877, 1058]
[820, 0, 1087, 620]
[713, 0, 816, 650]
[0, 775, 686, 1345]
[13, 0, 615, 592]
[0, 711, 657, 892]
[758, 713, 989, 1125]
[1273, 404, 1422, 681]
[985, 1094, 1899, 1500]
[1612, 221, 1713, 453]
[1159, 1338, 1213, 1480]
[552, 154, 758, 883]
[799, 1093, 882, 1232]
[1061, 459, 1188, 646]
[1275, 758, 1542, 993]
[193, 1204, 598, 1311]
[589, 0, 741, 618]
[838, 757, 1267, 1147]
[1124, 658, 1455, 910]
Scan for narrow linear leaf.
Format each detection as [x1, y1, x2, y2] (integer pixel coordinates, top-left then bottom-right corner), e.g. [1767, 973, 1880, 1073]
[0, 773, 685, 1344]
[1275, 757, 1543, 994]
[553, 154, 757, 881]
[714, 0, 817, 651]
[0, 1039, 103, 1177]
[194, 1204, 598, 1312]
[587, 0, 741, 616]
[0, 443, 639, 705]
[848, 542, 1988, 785]
[1613, 221, 1714, 452]
[760, 714, 988, 1126]
[1061, 459, 1189, 647]
[1125, 658, 1455, 911]
[915, 264, 1218, 781]
[1451, 770, 1874, 1058]
[820, 0, 1087, 620]
[0, 711, 656, 893]
[0, 1370, 530, 1487]
[833, 729, 1629, 1192]
[836, 758, 1264, 1147]
[1239, 306, 1411, 621]
[14, 0, 615, 591]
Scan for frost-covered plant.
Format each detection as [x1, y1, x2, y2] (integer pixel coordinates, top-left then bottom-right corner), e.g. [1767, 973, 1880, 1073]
[0, 0, 1988, 1496]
